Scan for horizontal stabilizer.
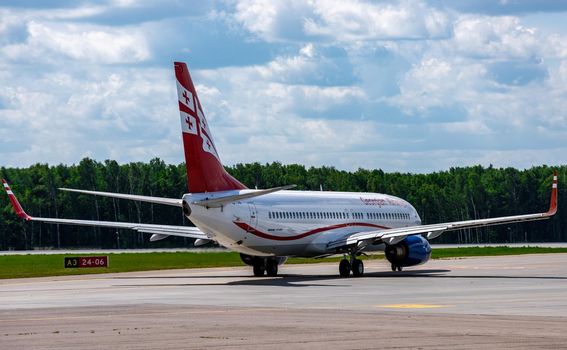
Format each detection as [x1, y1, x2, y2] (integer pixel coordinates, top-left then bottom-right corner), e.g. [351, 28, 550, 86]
[192, 185, 296, 208]
[59, 188, 182, 207]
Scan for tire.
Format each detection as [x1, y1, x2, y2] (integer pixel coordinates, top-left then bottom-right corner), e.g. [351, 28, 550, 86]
[253, 261, 265, 276]
[266, 259, 278, 277]
[339, 259, 351, 277]
[352, 259, 364, 277]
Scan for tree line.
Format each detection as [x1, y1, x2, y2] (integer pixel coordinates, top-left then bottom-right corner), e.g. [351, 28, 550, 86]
[0, 158, 564, 250]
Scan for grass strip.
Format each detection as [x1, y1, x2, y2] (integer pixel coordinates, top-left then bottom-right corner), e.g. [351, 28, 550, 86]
[0, 246, 566, 279]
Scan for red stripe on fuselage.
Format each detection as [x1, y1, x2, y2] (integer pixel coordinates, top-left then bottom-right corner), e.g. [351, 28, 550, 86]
[233, 222, 390, 241]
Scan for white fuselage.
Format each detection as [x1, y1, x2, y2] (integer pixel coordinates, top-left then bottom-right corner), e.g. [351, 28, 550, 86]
[185, 190, 421, 257]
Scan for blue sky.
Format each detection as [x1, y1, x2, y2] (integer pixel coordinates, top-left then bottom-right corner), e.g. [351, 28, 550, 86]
[1, 0, 567, 173]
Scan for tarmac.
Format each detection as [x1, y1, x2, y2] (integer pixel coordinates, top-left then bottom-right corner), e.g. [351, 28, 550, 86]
[1, 254, 567, 349]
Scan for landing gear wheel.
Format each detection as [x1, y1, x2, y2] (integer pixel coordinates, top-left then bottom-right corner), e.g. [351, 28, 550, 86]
[339, 259, 351, 277]
[253, 262, 265, 276]
[397, 266, 403, 272]
[266, 259, 278, 277]
[352, 259, 364, 277]
[391, 264, 397, 272]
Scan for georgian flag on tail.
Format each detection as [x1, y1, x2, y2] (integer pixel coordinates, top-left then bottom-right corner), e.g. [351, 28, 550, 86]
[195, 101, 220, 160]
[174, 61, 246, 193]
[176, 69, 219, 160]
[177, 80, 195, 112]
[180, 111, 198, 135]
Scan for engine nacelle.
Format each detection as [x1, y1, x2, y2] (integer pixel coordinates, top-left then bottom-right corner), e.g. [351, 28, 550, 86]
[239, 253, 287, 266]
[385, 235, 431, 267]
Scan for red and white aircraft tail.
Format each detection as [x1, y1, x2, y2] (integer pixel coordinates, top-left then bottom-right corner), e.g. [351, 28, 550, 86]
[174, 62, 246, 193]
[2, 179, 31, 221]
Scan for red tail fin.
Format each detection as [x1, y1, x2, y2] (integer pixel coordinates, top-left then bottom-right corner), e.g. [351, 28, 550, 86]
[174, 62, 246, 193]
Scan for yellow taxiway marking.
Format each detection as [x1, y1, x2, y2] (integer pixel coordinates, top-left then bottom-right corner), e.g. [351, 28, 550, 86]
[377, 304, 451, 309]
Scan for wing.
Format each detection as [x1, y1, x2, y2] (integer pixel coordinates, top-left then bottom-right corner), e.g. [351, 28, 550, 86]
[327, 171, 558, 251]
[2, 179, 208, 242]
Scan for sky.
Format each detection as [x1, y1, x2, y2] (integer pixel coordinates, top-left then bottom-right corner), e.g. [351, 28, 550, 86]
[1, 0, 567, 173]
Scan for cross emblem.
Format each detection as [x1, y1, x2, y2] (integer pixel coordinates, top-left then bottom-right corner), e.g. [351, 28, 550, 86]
[185, 116, 193, 130]
[182, 90, 191, 105]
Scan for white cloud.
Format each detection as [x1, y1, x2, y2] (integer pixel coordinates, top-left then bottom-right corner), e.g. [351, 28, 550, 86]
[234, 0, 452, 42]
[452, 16, 540, 59]
[0, 67, 177, 166]
[2, 21, 150, 64]
[304, 0, 451, 41]
[2, 0, 567, 173]
[234, 0, 312, 42]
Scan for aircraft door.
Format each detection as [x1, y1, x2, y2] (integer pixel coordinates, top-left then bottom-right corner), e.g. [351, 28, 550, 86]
[248, 203, 258, 228]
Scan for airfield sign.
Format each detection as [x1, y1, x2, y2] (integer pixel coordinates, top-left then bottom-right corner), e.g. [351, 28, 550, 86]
[64, 256, 109, 268]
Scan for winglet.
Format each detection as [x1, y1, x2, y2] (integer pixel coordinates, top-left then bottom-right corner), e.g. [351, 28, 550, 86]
[547, 170, 558, 216]
[2, 179, 32, 221]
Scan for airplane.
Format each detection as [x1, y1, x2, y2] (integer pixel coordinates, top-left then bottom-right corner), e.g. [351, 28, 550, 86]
[2, 62, 559, 278]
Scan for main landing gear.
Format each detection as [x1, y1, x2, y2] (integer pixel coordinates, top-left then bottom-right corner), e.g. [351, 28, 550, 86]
[339, 256, 365, 278]
[240, 254, 288, 277]
[252, 257, 279, 277]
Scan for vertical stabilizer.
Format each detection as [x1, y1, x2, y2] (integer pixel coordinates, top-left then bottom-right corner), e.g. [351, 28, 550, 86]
[174, 62, 246, 193]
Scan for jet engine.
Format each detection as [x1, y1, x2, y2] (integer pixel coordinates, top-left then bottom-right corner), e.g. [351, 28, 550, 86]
[385, 235, 431, 268]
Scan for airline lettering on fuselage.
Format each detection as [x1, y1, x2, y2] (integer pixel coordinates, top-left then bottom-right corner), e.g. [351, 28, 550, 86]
[360, 197, 408, 207]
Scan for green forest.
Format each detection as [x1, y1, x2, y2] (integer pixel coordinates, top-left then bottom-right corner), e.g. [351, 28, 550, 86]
[0, 158, 564, 250]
